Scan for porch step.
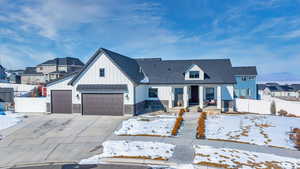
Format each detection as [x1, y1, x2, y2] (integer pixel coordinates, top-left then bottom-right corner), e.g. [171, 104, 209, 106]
[203, 108, 221, 115]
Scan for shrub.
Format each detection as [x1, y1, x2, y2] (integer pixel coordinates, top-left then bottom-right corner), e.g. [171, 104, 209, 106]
[270, 101, 276, 115]
[196, 112, 207, 139]
[287, 113, 297, 117]
[178, 108, 185, 117]
[278, 109, 288, 116]
[171, 116, 184, 136]
[290, 128, 300, 150]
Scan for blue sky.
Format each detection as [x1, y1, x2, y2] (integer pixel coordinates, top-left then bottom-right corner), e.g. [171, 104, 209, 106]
[0, 0, 300, 77]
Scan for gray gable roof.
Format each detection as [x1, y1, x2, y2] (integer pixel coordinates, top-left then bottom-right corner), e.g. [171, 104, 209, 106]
[68, 48, 144, 85]
[22, 67, 43, 76]
[291, 84, 300, 91]
[137, 59, 236, 84]
[39, 57, 84, 66]
[232, 66, 257, 76]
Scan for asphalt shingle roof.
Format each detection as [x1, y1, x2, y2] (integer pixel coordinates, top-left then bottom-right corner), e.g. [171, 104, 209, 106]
[68, 48, 260, 85]
[137, 59, 236, 84]
[39, 57, 84, 66]
[232, 66, 257, 76]
[22, 67, 43, 76]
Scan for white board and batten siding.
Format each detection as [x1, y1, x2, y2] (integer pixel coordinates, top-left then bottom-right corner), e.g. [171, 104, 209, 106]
[72, 53, 134, 105]
[46, 75, 74, 103]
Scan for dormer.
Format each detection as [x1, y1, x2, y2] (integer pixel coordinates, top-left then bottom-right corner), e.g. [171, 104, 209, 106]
[184, 64, 205, 80]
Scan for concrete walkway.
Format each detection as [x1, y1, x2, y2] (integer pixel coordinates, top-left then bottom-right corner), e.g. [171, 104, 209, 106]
[0, 114, 127, 168]
[108, 111, 300, 165]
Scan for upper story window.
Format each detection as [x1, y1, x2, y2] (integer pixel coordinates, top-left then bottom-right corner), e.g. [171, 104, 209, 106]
[241, 76, 247, 81]
[148, 88, 158, 98]
[99, 68, 105, 77]
[39, 67, 43, 70]
[248, 76, 255, 80]
[189, 71, 200, 79]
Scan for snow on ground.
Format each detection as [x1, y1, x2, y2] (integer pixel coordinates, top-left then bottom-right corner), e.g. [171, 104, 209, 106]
[206, 114, 300, 149]
[193, 145, 300, 169]
[0, 111, 24, 131]
[79, 140, 175, 164]
[115, 115, 176, 136]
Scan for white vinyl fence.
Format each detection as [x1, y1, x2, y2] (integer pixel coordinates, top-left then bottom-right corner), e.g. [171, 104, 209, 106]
[235, 97, 300, 116]
[14, 97, 46, 113]
[235, 98, 272, 114]
[0, 83, 37, 96]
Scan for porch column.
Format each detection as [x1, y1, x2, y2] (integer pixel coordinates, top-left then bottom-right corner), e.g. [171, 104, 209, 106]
[168, 87, 173, 108]
[217, 85, 222, 109]
[199, 85, 204, 109]
[183, 85, 188, 108]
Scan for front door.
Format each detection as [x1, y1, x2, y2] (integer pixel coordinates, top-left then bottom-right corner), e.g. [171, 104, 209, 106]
[190, 85, 199, 104]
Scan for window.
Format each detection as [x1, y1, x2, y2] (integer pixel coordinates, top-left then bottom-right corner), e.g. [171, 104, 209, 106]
[148, 88, 158, 98]
[241, 76, 247, 81]
[248, 76, 255, 80]
[99, 68, 105, 77]
[189, 71, 200, 78]
[205, 87, 215, 100]
[39, 67, 43, 70]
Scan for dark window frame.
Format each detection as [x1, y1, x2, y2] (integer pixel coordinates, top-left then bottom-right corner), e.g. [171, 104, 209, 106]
[99, 68, 105, 77]
[189, 71, 200, 79]
[148, 88, 158, 98]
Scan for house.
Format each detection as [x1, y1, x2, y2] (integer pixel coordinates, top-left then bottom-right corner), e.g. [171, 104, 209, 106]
[22, 57, 84, 84]
[232, 66, 257, 99]
[0, 65, 7, 80]
[21, 67, 45, 85]
[46, 48, 257, 116]
[6, 69, 23, 84]
[259, 83, 300, 98]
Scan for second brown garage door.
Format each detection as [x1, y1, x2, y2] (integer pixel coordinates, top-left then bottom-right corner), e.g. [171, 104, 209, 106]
[82, 93, 123, 116]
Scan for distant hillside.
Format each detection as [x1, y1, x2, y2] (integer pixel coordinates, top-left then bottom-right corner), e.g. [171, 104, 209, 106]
[257, 72, 300, 84]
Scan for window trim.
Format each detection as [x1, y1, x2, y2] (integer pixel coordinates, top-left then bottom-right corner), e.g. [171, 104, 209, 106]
[189, 71, 200, 79]
[99, 68, 105, 77]
[148, 88, 158, 98]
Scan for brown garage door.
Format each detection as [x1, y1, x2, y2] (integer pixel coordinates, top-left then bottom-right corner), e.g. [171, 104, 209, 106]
[51, 90, 72, 114]
[82, 93, 123, 116]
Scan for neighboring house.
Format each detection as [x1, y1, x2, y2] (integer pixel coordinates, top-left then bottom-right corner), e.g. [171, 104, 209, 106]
[0, 65, 7, 80]
[22, 57, 84, 85]
[46, 48, 257, 116]
[260, 83, 300, 98]
[21, 67, 45, 85]
[6, 69, 23, 84]
[257, 84, 266, 99]
[232, 66, 257, 99]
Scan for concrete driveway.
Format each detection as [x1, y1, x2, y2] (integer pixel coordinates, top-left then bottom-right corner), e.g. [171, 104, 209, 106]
[0, 114, 127, 168]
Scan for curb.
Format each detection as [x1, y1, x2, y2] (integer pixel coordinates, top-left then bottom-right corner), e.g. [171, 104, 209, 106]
[0, 161, 77, 169]
[100, 157, 177, 166]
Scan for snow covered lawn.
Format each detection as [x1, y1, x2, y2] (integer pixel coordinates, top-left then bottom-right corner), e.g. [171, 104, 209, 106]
[115, 115, 177, 136]
[206, 114, 300, 149]
[0, 111, 23, 131]
[80, 140, 175, 164]
[193, 145, 300, 169]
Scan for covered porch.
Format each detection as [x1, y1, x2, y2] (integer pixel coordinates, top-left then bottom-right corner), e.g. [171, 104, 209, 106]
[168, 85, 222, 110]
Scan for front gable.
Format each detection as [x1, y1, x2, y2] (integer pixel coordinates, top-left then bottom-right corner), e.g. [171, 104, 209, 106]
[184, 64, 205, 80]
[72, 53, 133, 86]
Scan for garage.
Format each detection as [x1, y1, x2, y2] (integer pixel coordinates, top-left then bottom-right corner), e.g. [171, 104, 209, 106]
[77, 84, 128, 116]
[51, 90, 72, 114]
[82, 93, 123, 115]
